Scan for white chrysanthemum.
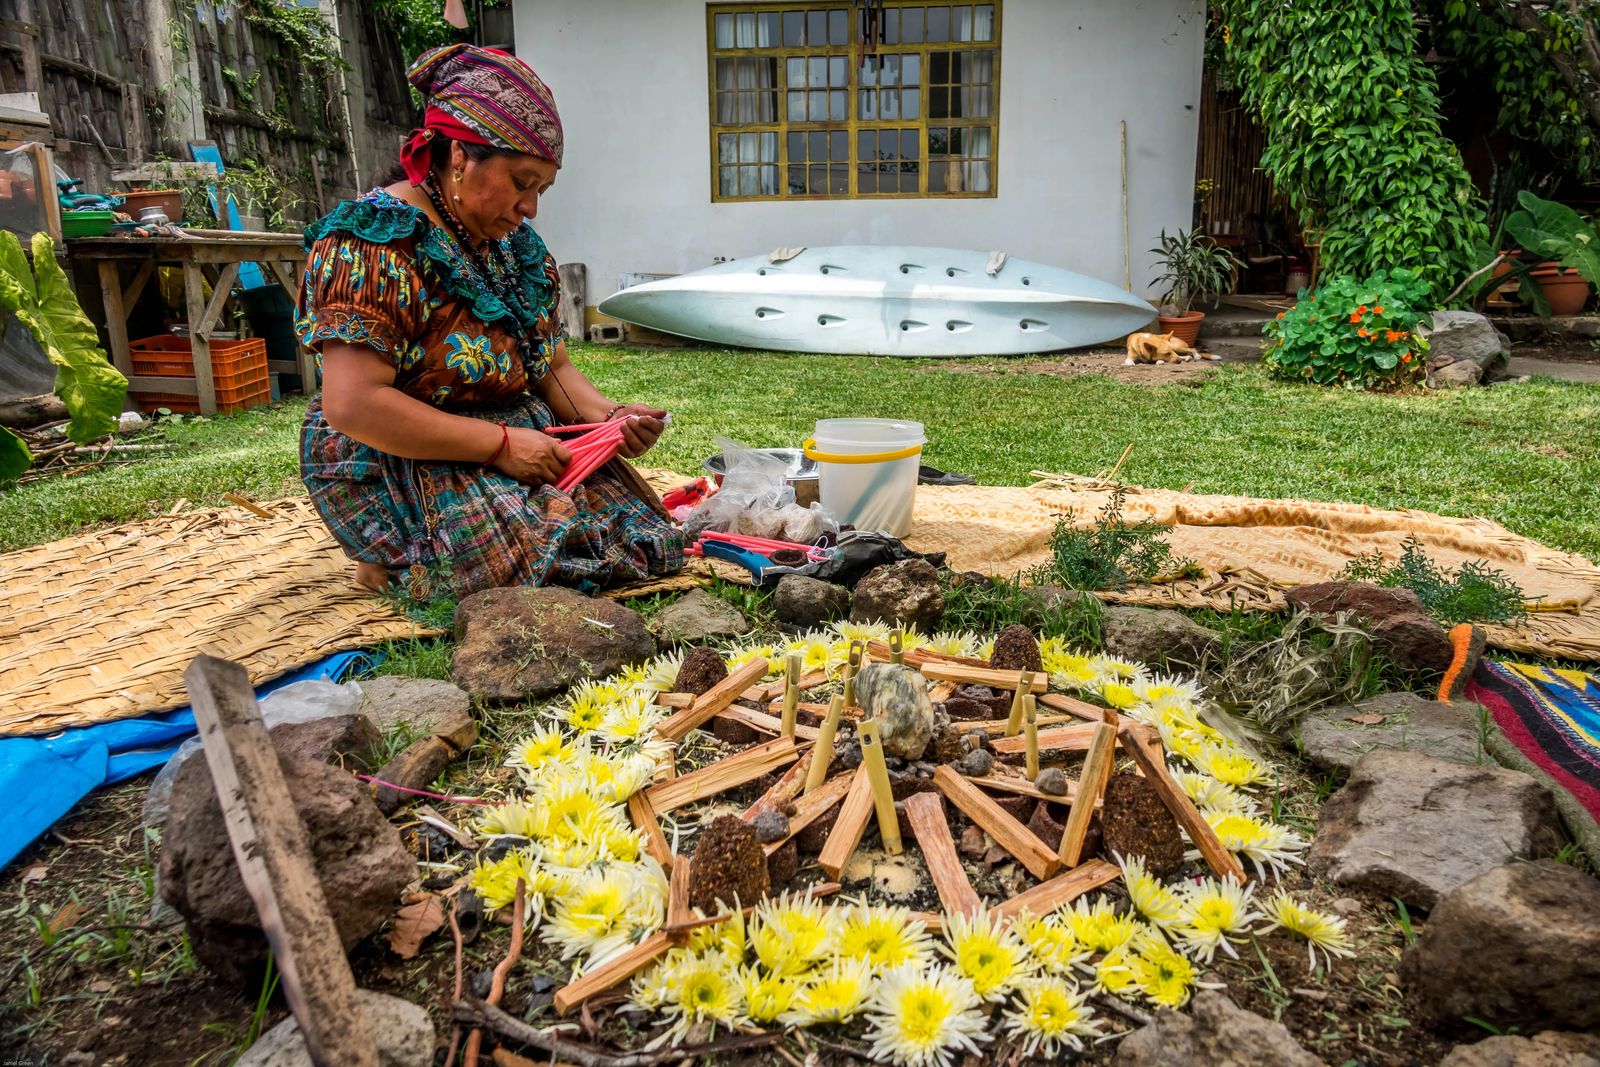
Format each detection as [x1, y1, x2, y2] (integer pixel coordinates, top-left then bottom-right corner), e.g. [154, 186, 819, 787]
[1203, 811, 1309, 879]
[750, 891, 835, 976]
[830, 903, 935, 971]
[1260, 892, 1356, 969]
[1002, 975, 1103, 1056]
[1176, 876, 1262, 962]
[596, 693, 667, 747]
[638, 651, 684, 693]
[863, 965, 989, 1067]
[1118, 854, 1185, 930]
[939, 909, 1032, 1000]
[505, 722, 572, 774]
[780, 954, 875, 1024]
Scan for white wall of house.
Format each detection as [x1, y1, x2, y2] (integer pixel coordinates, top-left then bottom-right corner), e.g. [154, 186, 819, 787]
[513, 0, 1204, 308]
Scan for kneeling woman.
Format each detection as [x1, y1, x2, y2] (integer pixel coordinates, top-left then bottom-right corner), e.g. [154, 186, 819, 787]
[296, 44, 682, 597]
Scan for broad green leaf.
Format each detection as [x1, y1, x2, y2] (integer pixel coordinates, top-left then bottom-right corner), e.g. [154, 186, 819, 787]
[0, 425, 30, 482]
[1505, 191, 1600, 285]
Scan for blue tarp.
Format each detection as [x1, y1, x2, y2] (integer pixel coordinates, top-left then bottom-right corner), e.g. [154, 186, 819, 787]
[0, 651, 375, 872]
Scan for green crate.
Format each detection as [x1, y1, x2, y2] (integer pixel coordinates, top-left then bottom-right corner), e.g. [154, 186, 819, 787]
[62, 210, 116, 238]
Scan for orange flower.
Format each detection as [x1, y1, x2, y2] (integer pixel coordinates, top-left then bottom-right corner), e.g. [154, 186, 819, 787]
[1276, 311, 1286, 319]
[1357, 305, 1369, 314]
[1385, 329, 1403, 343]
[1374, 305, 1384, 314]
[1349, 311, 1363, 324]
[1357, 327, 1369, 338]
[1401, 352, 1413, 363]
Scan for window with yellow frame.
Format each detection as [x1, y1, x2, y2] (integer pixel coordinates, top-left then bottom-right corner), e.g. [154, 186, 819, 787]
[708, 3, 1000, 201]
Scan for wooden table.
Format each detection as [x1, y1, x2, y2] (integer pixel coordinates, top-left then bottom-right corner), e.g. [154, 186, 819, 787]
[67, 229, 314, 415]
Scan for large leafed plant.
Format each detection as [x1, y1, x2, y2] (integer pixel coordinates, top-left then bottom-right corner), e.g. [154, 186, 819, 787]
[0, 231, 128, 482]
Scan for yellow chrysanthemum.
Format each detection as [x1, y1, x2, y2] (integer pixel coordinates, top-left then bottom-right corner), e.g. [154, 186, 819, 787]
[833, 620, 892, 643]
[477, 801, 542, 839]
[832, 904, 935, 971]
[505, 723, 572, 773]
[1090, 654, 1145, 684]
[1196, 743, 1272, 789]
[1135, 673, 1204, 706]
[1016, 914, 1086, 976]
[468, 851, 534, 912]
[1204, 811, 1308, 878]
[927, 631, 984, 659]
[863, 965, 989, 1067]
[1130, 934, 1195, 1008]
[726, 643, 778, 677]
[781, 955, 875, 1024]
[639, 651, 685, 693]
[1118, 855, 1185, 930]
[545, 867, 636, 962]
[1092, 945, 1139, 995]
[1175, 770, 1255, 815]
[563, 680, 617, 732]
[740, 966, 800, 1023]
[750, 892, 835, 976]
[688, 913, 748, 959]
[1177, 877, 1261, 962]
[649, 949, 745, 1046]
[1099, 680, 1142, 710]
[1002, 975, 1102, 1056]
[939, 910, 1031, 1000]
[597, 695, 667, 747]
[1063, 897, 1142, 954]
[1261, 892, 1356, 970]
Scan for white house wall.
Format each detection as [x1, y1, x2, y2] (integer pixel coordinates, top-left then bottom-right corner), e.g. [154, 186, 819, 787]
[512, 0, 1204, 308]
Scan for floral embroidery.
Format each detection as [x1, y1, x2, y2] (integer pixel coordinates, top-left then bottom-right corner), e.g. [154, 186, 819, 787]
[399, 341, 427, 371]
[443, 332, 497, 382]
[431, 385, 453, 404]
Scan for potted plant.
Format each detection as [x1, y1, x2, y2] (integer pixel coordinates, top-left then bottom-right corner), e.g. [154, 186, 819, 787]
[1505, 191, 1597, 317]
[1149, 228, 1240, 344]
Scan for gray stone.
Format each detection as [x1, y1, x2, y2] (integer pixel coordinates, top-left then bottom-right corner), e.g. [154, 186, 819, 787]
[1401, 861, 1600, 1034]
[1034, 767, 1070, 796]
[1286, 581, 1453, 672]
[1114, 991, 1325, 1067]
[849, 559, 945, 633]
[752, 810, 790, 844]
[649, 588, 751, 645]
[1309, 750, 1562, 909]
[959, 749, 994, 777]
[1101, 606, 1221, 669]
[450, 586, 654, 704]
[773, 575, 851, 629]
[1439, 1032, 1600, 1067]
[269, 714, 383, 771]
[855, 662, 935, 760]
[1427, 359, 1485, 389]
[1021, 585, 1099, 623]
[235, 989, 434, 1067]
[1297, 692, 1485, 775]
[159, 753, 416, 985]
[356, 677, 471, 736]
[1420, 309, 1510, 377]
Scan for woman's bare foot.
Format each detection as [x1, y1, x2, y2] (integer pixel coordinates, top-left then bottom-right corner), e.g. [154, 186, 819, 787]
[355, 562, 390, 593]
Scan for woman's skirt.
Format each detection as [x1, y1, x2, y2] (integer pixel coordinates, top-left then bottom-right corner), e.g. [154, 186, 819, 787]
[300, 394, 683, 597]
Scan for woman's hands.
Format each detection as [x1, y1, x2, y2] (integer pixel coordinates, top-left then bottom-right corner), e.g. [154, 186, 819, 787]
[491, 426, 572, 485]
[609, 403, 668, 459]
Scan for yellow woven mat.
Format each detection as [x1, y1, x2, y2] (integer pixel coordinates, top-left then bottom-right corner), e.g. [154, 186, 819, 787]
[905, 476, 1600, 661]
[0, 499, 434, 738]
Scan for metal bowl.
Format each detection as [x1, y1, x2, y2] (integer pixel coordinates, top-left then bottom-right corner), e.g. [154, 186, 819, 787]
[703, 448, 820, 507]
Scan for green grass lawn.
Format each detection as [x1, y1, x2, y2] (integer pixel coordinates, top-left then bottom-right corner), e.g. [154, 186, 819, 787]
[4, 343, 1598, 561]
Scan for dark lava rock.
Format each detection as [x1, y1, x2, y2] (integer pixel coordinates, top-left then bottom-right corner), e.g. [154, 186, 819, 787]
[1286, 580, 1452, 672]
[270, 713, 383, 771]
[958, 749, 994, 777]
[765, 838, 799, 886]
[1101, 606, 1222, 669]
[834, 740, 863, 773]
[674, 645, 728, 696]
[994, 795, 1035, 822]
[849, 559, 945, 632]
[451, 586, 653, 704]
[752, 810, 790, 844]
[160, 752, 415, 985]
[1100, 772, 1186, 876]
[688, 815, 769, 912]
[989, 623, 1044, 675]
[794, 805, 840, 854]
[773, 575, 851, 629]
[1026, 801, 1066, 851]
[1034, 767, 1070, 796]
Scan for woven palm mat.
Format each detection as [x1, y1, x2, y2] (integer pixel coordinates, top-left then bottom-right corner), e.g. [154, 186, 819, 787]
[903, 475, 1600, 662]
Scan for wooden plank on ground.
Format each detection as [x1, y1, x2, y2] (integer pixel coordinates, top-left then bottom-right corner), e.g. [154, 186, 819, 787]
[721, 706, 821, 742]
[989, 859, 1122, 922]
[903, 792, 982, 918]
[644, 737, 800, 813]
[1121, 726, 1247, 883]
[817, 766, 875, 880]
[184, 655, 379, 1067]
[743, 671, 829, 703]
[666, 857, 693, 943]
[990, 722, 1100, 755]
[922, 663, 1048, 693]
[655, 692, 693, 709]
[1038, 692, 1118, 724]
[627, 791, 673, 871]
[762, 771, 854, 856]
[955, 713, 1072, 733]
[933, 765, 1060, 881]
[1059, 723, 1116, 866]
[866, 641, 989, 669]
[744, 757, 811, 820]
[768, 699, 859, 721]
[656, 658, 770, 741]
[553, 932, 671, 1015]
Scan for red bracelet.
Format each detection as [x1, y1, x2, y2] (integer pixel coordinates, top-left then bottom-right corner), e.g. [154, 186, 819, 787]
[485, 423, 510, 466]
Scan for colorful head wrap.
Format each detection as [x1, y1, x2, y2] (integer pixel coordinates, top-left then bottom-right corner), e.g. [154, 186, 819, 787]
[399, 44, 563, 184]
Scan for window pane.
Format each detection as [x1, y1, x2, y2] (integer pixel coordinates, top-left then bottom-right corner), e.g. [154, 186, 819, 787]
[783, 10, 805, 46]
[736, 12, 756, 48]
[965, 85, 991, 117]
[760, 12, 781, 46]
[974, 4, 994, 40]
[860, 58, 879, 87]
[788, 165, 805, 193]
[928, 160, 949, 192]
[809, 57, 826, 87]
[930, 52, 950, 84]
[948, 127, 965, 155]
[883, 8, 900, 43]
[809, 164, 828, 194]
[719, 133, 738, 162]
[788, 91, 806, 120]
[858, 90, 876, 120]
[928, 127, 949, 156]
[903, 88, 921, 118]
[901, 7, 924, 42]
[970, 126, 992, 157]
[830, 129, 847, 160]
[807, 10, 826, 44]
[740, 167, 760, 196]
[964, 159, 991, 192]
[737, 132, 754, 163]
[723, 165, 742, 196]
[903, 54, 921, 83]
[881, 90, 899, 120]
[879, 54, 898, 87]
[831, 164, 849, 195]
[859, 167, 877, 194]
[788, 131, 805, 161]
[829, 8, 848, 44]
[809, 90, 827, 118]
[902, 129, 918, 160]
[824, 90, 842, 121]
[787, 57, 804, 87]
[829, 55, 846, 87]
[808, 131, 826, 160]
[901, 165, 920, 192]
[759, 163, 779, 195]
[953, 5, 972, 41]
[714, 13, 733, 49]
[858, 129, 877, 159]
[927, 6, 950, 42]
[930, 86, 948, 118]
[761, 132, 778, 160]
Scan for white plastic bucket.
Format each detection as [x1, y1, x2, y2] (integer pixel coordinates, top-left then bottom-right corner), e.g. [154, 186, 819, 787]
[804, 418, 926, 537]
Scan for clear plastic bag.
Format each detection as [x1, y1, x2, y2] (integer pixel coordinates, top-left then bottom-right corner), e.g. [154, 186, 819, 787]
[682, 437, 838, 544]
[141, 679, 366, 828]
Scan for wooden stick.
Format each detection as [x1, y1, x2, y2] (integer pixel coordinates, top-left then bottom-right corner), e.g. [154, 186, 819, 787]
[762, 771, 854, 856]
[744, 671, 829, 704]
[463, 880, 526, 1067]
[933, 766, 1060, 881]
[1059, 723, 1116, 867]
[627, 791, 673, 871]
[183, 655, 379, 1067]
[644, 737, 800, 813]
[817, 766, 875, 879]
[1121, 727, 1247, 883]
[903, 792, 982, 918]
[866, 641, 989, 670]
[955, 713, 1072, 734]
[804, 695, 846, 795]
[923, 663, 1047, 694]
[768, 699, 859, 722]
[990, 859, 1122, 922]
[780, 653, 802, 739]
[665, 858, 693, 943]
[553, 931, 672, 1015]
[977, 769, 1087, 804]
[655, 692, 694, 709]
[1023, 695, 1040, 781]
[655, 658, 770, 741]
[719, 706, 821, 742]
[744, 757, 811, 820]
[857, 719, 902, 855]
[1038, 692, 1117, 724]
[888, 630, 905, 665]
[1005, 672, 1037, 737]
[990, 722, 1101, 755]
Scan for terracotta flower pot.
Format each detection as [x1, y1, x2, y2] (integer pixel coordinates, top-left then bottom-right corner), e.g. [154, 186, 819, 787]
[1158, 311, 1205, 345]
[119, 189, 184, 224]
[1531, 265, 1590, 317]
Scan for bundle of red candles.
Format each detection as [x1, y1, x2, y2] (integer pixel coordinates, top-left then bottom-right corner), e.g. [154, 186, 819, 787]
[547, 419, 628, 492]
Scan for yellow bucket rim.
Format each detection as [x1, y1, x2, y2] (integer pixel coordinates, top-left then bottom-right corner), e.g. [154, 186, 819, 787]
[803, 437, 924, 464]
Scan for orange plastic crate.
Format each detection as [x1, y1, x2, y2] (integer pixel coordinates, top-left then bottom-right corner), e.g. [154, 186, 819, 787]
[132, 375, 273, 415]
[129, 335, 269, 379]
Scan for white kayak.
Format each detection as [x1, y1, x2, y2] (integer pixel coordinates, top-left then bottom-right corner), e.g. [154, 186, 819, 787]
[596, 245, 1156, 357]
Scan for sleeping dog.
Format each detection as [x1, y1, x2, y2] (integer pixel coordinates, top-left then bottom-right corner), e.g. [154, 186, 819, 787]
[1123, 331, 1221, 366]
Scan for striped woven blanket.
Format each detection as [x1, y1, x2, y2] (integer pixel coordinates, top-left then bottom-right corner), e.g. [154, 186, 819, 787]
[1469, 662, 1600, 820]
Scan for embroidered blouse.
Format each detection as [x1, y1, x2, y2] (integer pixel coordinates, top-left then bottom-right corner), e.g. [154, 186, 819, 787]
[295, 187, 563, 409]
